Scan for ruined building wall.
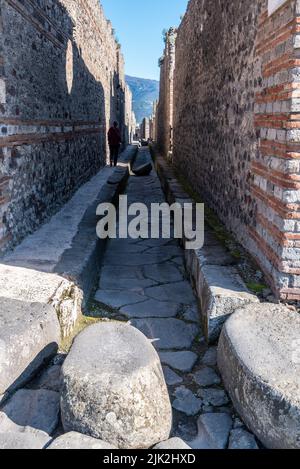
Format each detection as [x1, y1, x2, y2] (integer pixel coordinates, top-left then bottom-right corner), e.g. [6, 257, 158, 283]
[156, 28, 176, 160]
[0, 0, 126, 252]
[172, 0, 300, 300]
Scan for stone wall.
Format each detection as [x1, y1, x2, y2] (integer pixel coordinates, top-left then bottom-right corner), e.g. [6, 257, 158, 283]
[156, 28, 177, 160]
[168, 0, 300, 300]
[0, 0, 127, 252]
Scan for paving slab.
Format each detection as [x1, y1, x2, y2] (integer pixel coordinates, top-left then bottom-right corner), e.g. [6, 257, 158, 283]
[229, 429, 259, 450]
[202, 347, 218, 366]
[0, 389, 60, 435]
[145, 282, 196, 304]
[120, 299, 180, 319]
[198, 388, 229, 407]
[143, 263, 184, 283]
[100, 277, 156, 291]
[159, 351, 198, 372]
[94, 290, 145, 309]
[131, 318, 198, 350]
[0, 297, 60, 398]
[172, 387, 202, 416]
[194, 368, 221, 387]
[163, 367, 183, 386]
[100, 265, 144, 280]
[189, 413, 233, 449]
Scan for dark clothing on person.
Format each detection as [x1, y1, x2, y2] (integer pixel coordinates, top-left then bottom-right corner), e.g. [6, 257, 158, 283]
[108, 126, 121, 146]
[108, 126, 121, 167]
[109, 144, 120, 167]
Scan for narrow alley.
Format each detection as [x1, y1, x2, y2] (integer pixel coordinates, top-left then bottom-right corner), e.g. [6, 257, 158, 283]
[0, 0, 300, 455]
[92, 147, 258, 449]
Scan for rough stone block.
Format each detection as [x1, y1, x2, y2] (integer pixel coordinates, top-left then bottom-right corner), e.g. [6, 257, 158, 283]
[193, 262, 259, 343]
[0, 265, 81, 339]
[61, 322, 172, 449]
[218, 303, 300, 449]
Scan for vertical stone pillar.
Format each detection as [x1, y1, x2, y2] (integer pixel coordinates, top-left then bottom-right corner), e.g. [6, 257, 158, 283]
[253, 0, 300, 300]
[156, 28, 177, 160]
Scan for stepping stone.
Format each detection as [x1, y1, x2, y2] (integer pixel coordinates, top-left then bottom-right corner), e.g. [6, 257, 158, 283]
[218, 303, 300, 449]
[120, 299, 180, 319]
[61, 322, 172, 450]
[229, 429, 258, 450]
[143, 264, 183, 283]
[0, 431, 50, 450]
[47, 432, 117, 449]
[202, 347, 218, 366]
[131, 318, 198, 350]
[163, 367, 183, 386]
[0, 389, 60, 435]
[133, 163, 153, 177]
[0, 298, 60, 398]
[154, 438, 191, 450]
[172, 387, 202, 416]
[189, 413, 233, 449]
[198, 388, 229, 407]
[159, 351, 198, 372]
[145, 282, 196, 304]
[194, 367, 221, 387]
[94, 290, 145, 309]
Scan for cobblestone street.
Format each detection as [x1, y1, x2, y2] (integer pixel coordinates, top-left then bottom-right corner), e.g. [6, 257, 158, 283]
[91, 147, 258, 449]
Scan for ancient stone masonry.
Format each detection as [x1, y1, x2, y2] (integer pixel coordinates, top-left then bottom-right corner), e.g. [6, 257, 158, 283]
[0, 0, 129, 252]
[156, 28, 177, 160]
[157, 0, 300, 301]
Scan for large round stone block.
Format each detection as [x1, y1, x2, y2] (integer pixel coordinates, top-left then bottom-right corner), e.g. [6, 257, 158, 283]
[218, 303, 300, 449]
[61, 322, 172, 449]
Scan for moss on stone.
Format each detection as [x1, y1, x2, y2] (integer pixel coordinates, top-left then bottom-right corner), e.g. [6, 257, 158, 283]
[246, 282, 268, 294]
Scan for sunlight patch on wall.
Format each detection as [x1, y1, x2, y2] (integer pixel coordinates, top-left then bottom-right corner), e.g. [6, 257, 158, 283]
[268, 0, 287, 16]
[66, 40, 74, 94]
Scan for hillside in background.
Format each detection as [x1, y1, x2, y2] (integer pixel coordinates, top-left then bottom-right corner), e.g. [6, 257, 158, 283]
[126, 75, 159, 124]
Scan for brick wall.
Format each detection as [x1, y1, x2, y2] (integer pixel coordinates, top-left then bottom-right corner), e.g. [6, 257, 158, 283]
[0, 0, 127, 251]
[168, 0, 300, 300]
[252, 0, 300, 299]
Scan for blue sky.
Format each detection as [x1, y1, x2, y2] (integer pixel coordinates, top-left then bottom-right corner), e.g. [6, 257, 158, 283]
[101, 0, 188, 80]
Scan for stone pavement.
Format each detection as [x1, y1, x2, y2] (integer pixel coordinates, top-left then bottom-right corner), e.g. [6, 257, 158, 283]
[92, 147, 259, 449]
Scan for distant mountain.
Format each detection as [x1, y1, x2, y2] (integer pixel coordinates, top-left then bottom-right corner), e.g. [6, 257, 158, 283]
[126, 75, 159, 124]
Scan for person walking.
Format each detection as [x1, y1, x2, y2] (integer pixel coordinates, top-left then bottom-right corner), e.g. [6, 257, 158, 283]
[108, 121, 121, 167]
